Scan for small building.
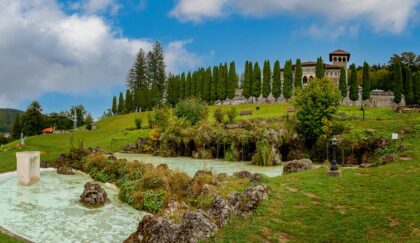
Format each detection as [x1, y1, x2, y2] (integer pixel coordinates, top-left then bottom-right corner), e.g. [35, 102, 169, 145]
[3, 133, 11, 139]
[42, 127, 55, 134]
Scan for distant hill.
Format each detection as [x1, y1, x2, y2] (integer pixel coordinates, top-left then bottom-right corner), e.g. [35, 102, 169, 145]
[0, 108, 23, 132]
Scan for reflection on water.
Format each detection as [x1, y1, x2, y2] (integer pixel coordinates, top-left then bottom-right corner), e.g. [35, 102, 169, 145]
[0, 170, 145, 243]
[115, 153, 283, 177]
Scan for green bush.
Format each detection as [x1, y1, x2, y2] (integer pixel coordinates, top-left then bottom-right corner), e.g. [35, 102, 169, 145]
[143, 190, 165, 213]
[135, 117, 142, 129]
[118, 179, 141, 209]
[174, 98, 207, 126]
[213, 108, 224, 123]
[226, 107, 238, 123]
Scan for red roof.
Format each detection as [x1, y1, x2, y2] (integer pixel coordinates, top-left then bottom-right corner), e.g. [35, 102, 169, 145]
[42, 127, 54, 133]
[330, 49, 350, 55]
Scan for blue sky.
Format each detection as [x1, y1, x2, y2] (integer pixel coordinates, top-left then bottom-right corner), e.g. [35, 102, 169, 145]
[1, 0, 419, 118]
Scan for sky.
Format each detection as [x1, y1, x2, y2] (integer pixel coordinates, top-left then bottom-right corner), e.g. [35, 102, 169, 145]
[0, 0, 419, 118]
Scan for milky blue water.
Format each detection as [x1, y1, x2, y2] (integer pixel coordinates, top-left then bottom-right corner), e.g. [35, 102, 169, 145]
[0, 169, 146, 243]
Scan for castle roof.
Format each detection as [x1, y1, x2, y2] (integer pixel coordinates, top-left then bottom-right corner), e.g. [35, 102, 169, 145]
[329, 49, 350, 62]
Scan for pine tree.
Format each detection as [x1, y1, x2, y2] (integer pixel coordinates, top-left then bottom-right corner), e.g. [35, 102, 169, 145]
[393, 62, 403, 104]
[180, 73, 186, 99]
[315, 57, 325, 78]
[362, 62, 371, 100]
[129, 49, 147, 92]
[186, 72, 192, 98]
[212, 66, 219, 102]
[242, 61, 251, 99]
[349, 64, 359, 105]
[139, 87, 149, 111]
[283, 60, 293, 101]
[112, 96, 117, 114]
[294, 59, 303, 89]
[338, 67, 347, 100]
[262, 60, 272, 100]
[228, 61, 238, 99]
[272, 60, 281, 101]
[403, 67, 414, 104]
[152, 42, 166, 102]
[252, 62, 261, 100]
[126, 65, 136, 92]
[118, 92, 124, 114]
[125, 89, 132, 112]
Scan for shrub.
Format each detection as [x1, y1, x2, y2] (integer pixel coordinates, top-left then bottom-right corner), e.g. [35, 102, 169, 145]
[134, 117, 142, 129]
[143, 190, 165, 213]
[226, 107, 238, 123]
[147, 112, 156, 128]
[213, 108, 225, 123]
[174, 98, 207, 126]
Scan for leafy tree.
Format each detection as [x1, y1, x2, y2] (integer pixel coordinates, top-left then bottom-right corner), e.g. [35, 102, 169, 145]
[118, 92, 124, 113]
[362, 62, 371, 100]
[111, 96, 117, 114]
[228, 61, 237, 99]
[272, 60, 281, 101]
[315, 57, 325, 78]
[252, 62, 261, 100]
[338, 67, 347, 100]
[243, 61, 252, 100]
[174, 98, 207, 125]
[21, 101, 46, 136]
[68, 105, 87, 127]
[393, 61, 403, 104]
[294, 78, 341, 146]
[283, 60, 293, 101]
[11, 114, 22, 139]
[294, 59, 303, 89]
[349, 64, 359, 104]
[85, 114, 94, 130]
[262, 60, 272, 100]
[403, 66, 414, 104]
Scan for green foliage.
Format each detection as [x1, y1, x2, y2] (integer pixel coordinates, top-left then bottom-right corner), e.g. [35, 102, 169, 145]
[362, 62, 371, 100]
[393, 61, 403, 104]
[294, 78, 341, 144]
[414, 72, 420, 104]
[85, 114, 94, 130]
[217, 63, 227, 102]
[294, 59, 303, 89]
[272, 60, 281, 100]
[403, 66, 414, 104]
[135, 117, 142, 129]
[262, 60, 272, 100]
[243, 61, 252, 99]
[283, 60, 293, 100]
[174, 98, 207, 126]
[213, 108, 225, 124]
[153, 106, 171, 129]
[211, 67, 218, 102]
[21, 101, 46, 136]
[118, 179, 141, 209]
[11, 114, 22, 139]
[315, 57, 324, 78]
[142, 190, 165, 213]
[118, 92, 124, 113]
[252, 62, 262, 100]
[253, 139, 273, 166]
[339, 67, 347, 99]
[228, 61, 238, 99]
[349, 64, 359, 103]
[226, 107, 238, 123]
[111, 96, 117, 114]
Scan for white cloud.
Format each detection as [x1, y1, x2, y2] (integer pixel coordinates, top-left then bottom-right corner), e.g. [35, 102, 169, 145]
[73, 0, 122, 15]
[0, 0, 200, 107]
[171, 0, 420, 33]
[298, 24, 359, 41]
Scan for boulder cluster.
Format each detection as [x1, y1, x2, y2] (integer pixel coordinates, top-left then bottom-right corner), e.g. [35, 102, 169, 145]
[283, 159, 313, 174]
[125, 184, 269, 243]
[79, 181, 108, 208]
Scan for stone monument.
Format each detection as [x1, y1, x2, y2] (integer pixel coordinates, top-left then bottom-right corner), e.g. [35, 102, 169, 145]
[16, 151, 40, 185]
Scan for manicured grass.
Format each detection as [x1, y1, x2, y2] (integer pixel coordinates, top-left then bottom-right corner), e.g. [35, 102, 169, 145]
[0, 232, 23, 243]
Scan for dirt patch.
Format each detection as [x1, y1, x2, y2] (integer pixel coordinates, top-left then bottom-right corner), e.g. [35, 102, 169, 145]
[400, 155, 413, 161]
[286, 187, 298, 192]
[389, 218, 401, 227]
[277, 232, 290, 242]
[260, 226, 273, 240]
[303, 192, 319, 199]
[355, 173, 372, 177]
[409, 223, 420, 237]
[335, 205, 347, 215]
[310, 199, 321, 205]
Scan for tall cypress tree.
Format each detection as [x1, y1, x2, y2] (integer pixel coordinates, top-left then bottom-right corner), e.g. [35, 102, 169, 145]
[315, 57, 325, 78]
[217, 63, 227, 102]
[262, 60, 272, 100]
[243, 61, 251, 99]
[413, 72, 420, 105]
[186, 72, 192, 97]
[118, 92, 124, 114]
[211, 66, 219, 102]
[191, 71, 197, 97]
[252, 62, 261, 101]
[362, 62, 371, 101]
[112, 96, 117, 114]
[283, 60, 293, 101]
[205, 67, 213, 103]
[393, 62, 403, 104]
[349, 64, 359, 105]
[228, 61, 237, 99]
[403, 67, 414, 104]
[339, 67, 347, 100]
[125, 89, 132, 112]
[180, 73, 186, 99]
[294, 59, 303, 89]
[272, 60, 281, 101]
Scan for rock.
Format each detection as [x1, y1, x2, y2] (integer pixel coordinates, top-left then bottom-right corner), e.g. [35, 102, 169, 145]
[57, 165, 74, 175]
[229, 184, 269, 216]
[379, 154, 398, 165]
[79, 181, 108, 208]
[233, 170, 262, 182]
[283, 159, 313, 174]
[108, 155, 117, 160]
[208, 196, 233, 227]
[164, 200, 189, 218]
[156, 164, 169, 171]
[366, 128, 375, 134]
[201, 184, 212, 195]
[359, 163, 375, 168]
[398, 145, 410, 152]
[177, 210, 217, 243]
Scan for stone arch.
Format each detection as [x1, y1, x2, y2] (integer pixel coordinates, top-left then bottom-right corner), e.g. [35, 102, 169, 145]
[303, 76, 308, 84]
[343, 57, 347, 62]
[338, 56, 342, 62]
[309, 76, 314, 80]
[333, 57, 337, 62]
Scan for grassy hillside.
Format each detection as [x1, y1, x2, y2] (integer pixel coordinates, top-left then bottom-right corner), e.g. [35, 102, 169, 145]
[0, 108, 23, 133]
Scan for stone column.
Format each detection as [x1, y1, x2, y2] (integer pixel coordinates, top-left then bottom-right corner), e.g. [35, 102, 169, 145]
[16, 151, 40, 185]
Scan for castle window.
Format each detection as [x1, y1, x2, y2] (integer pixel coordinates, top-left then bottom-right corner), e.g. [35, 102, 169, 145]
[343, 57, 347, 62]
[338, 57, 342, 62]
[334, 57, 337, 62]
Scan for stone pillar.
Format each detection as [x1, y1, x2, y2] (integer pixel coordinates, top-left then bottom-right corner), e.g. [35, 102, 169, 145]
[16, 151, 40, 185]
